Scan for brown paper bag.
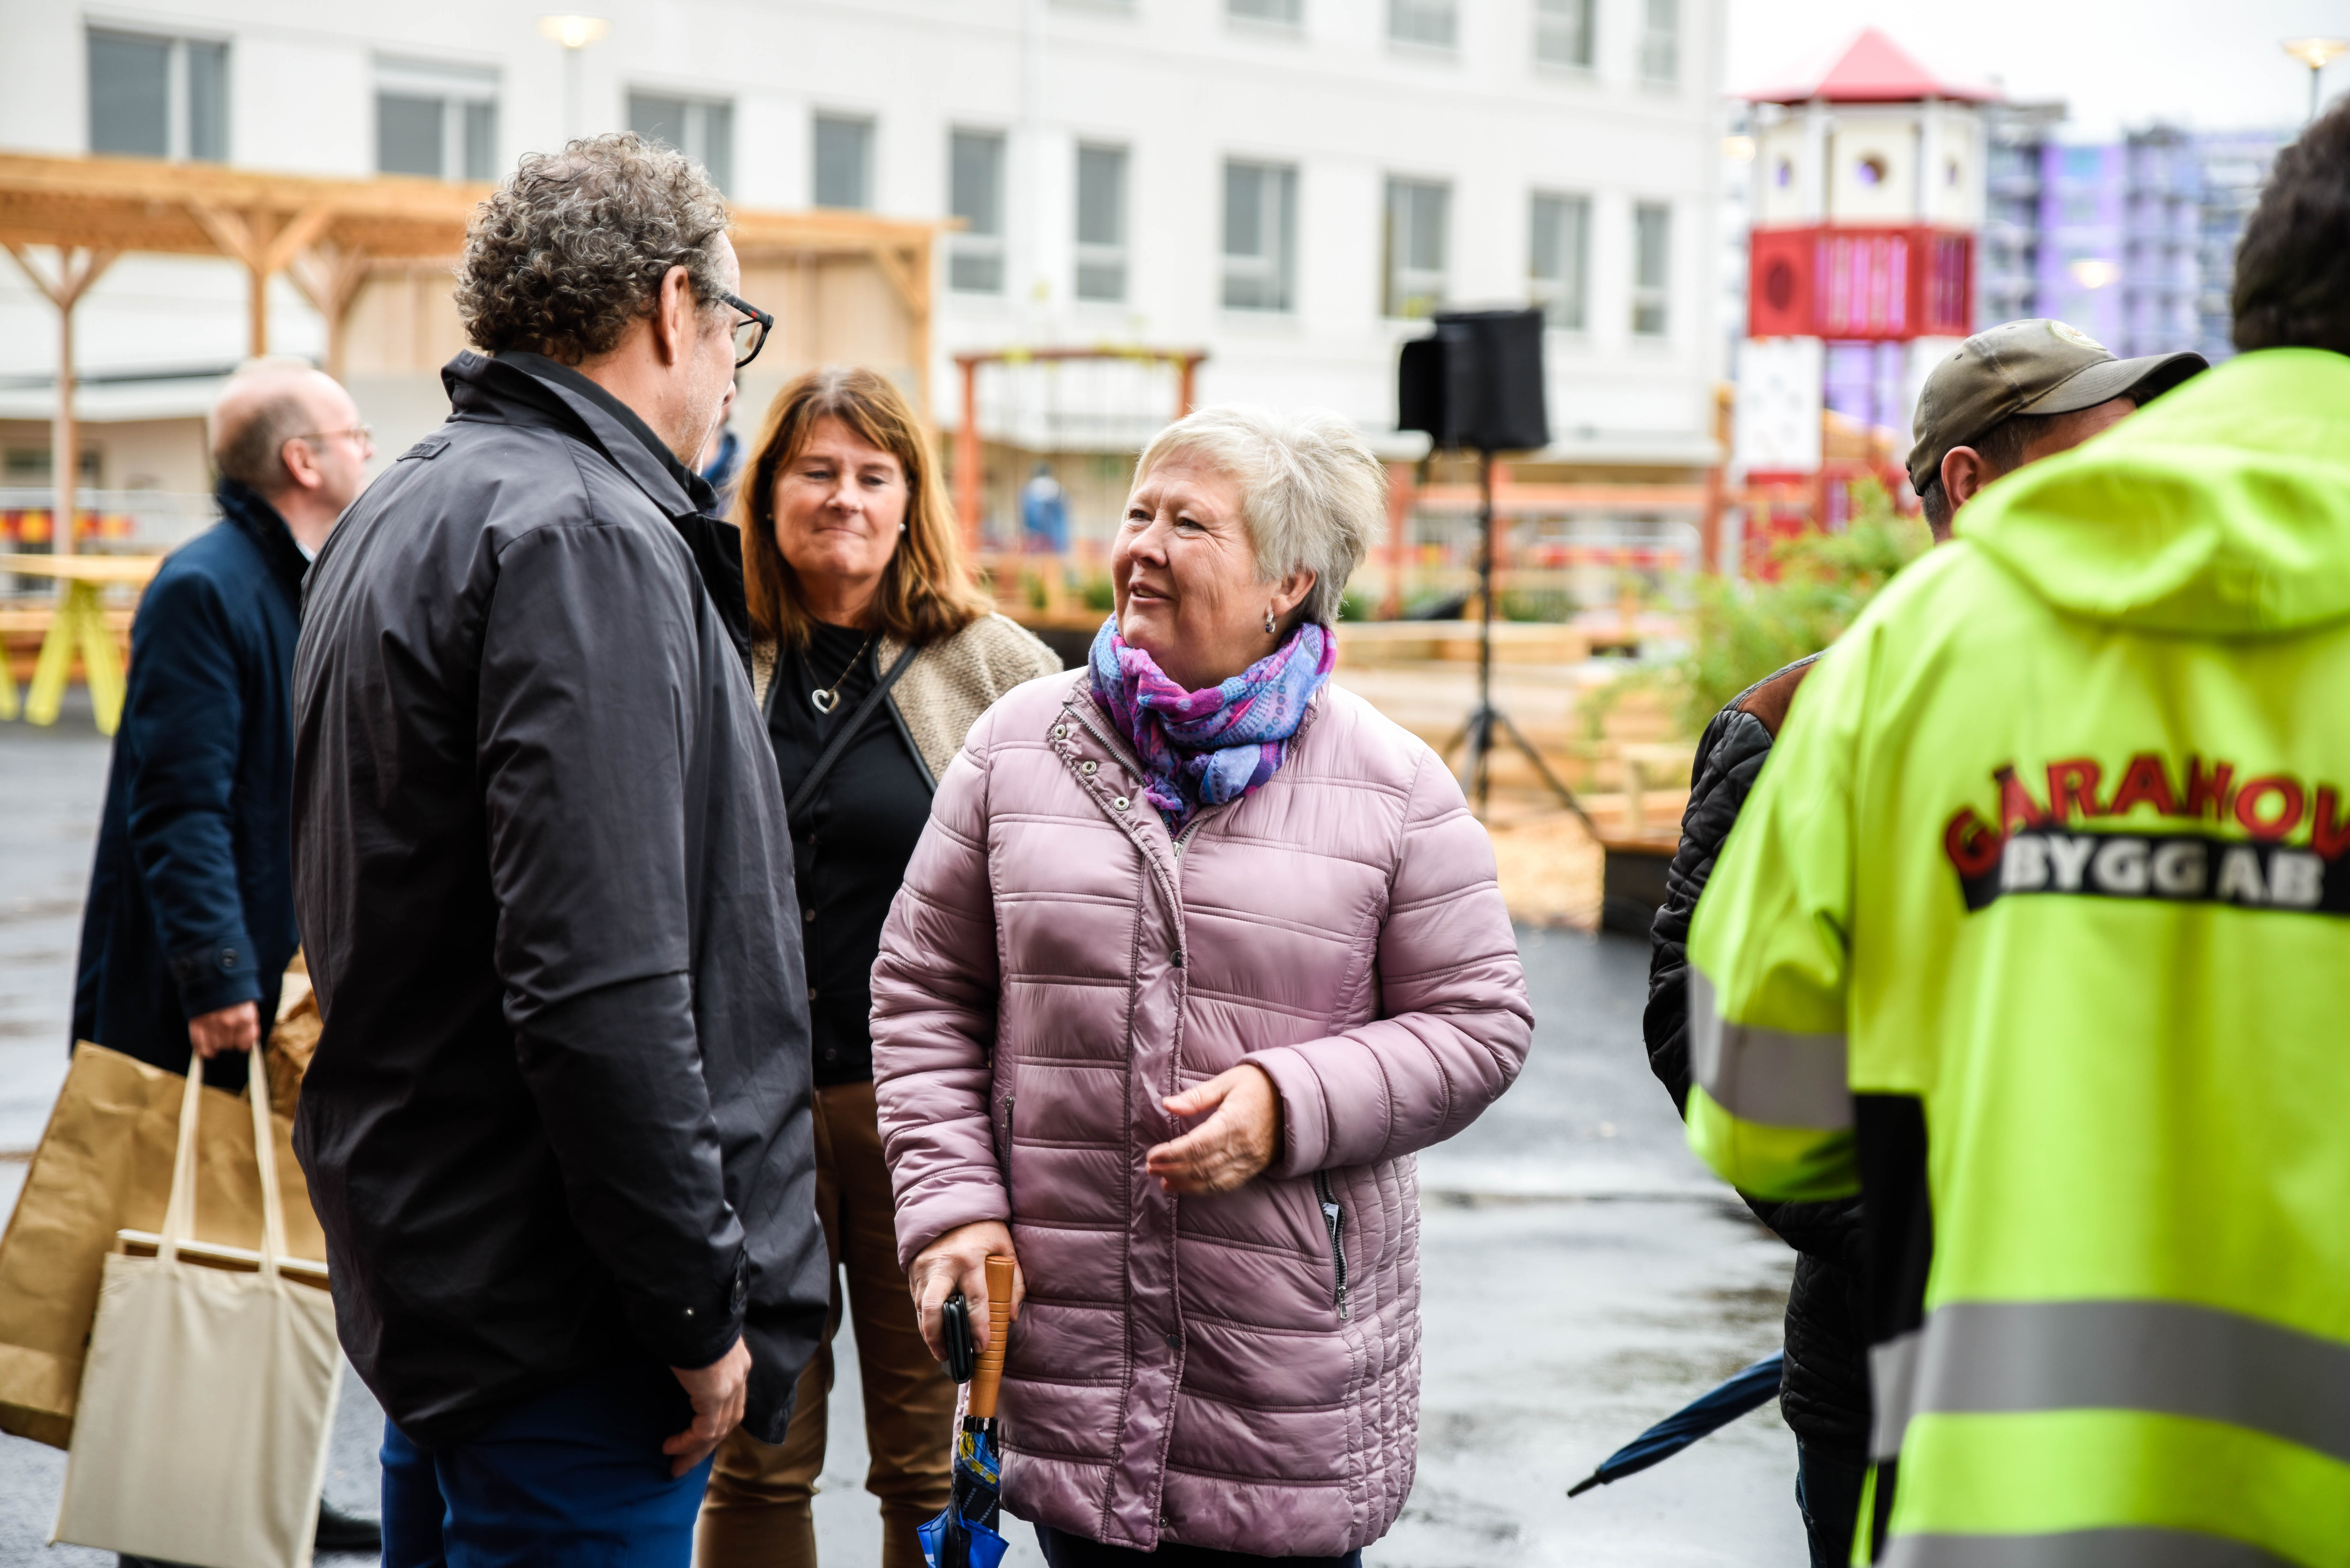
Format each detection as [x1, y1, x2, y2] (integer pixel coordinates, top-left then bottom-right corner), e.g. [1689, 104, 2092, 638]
[265, 953, 320, 1123]
[0, 1042, 325, 1449]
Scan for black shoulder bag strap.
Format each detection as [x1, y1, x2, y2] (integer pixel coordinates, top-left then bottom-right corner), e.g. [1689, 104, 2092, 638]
[782, 642, 923, 821]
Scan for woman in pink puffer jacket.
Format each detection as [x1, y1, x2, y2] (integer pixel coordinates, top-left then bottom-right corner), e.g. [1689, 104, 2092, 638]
[870, 406, 1532, 1566]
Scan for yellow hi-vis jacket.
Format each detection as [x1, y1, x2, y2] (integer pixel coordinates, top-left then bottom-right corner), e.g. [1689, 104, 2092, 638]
[1686, 348, 2350, 1567]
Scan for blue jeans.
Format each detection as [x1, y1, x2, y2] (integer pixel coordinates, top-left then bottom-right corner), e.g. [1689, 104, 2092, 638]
[381, 1361, 715, 1568]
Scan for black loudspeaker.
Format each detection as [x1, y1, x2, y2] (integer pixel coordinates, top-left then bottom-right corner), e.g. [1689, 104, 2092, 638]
[1395, 307, 1550, 453]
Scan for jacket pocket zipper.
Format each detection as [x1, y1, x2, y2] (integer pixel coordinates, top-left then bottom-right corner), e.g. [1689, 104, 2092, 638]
[1000, 1094, 1016, 1208]
[1314, 1171, 1350, 1321]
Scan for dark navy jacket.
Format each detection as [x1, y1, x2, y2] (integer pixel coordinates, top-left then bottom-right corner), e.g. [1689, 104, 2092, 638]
[72, 481, 310, 1092]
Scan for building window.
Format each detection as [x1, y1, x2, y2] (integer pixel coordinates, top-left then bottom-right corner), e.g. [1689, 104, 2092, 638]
[1534, 0, 1595, 69]
[1529, 193, 1590, 330]
[1075, 144, 1128, 303]
[1632, 201, 1672, 336]
[814, 114, 875, 210]
[1229, 0, 1303, 21]
[629, 93, 733, 194]
[1388, 0, 1456, 49]
[1222, 161, 1297, 313]
[949, 130, 1006, 294]
[89, 29, 227, 162]
[1638, 0, 1679, 84]
[376, 59, 498, 181]
[1383, 177, 1449, 319]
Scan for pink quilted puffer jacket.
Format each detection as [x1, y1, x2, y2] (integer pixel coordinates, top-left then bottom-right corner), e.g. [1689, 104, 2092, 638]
[870, 668, 1532, 1557]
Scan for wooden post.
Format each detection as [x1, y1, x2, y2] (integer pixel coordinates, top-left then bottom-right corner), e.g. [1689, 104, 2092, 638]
[956, 355, 983, 556]
[1175, 353, 1199, 420]
[1382, 461, 1413, 620]
[1699, 381, 1732, 575]
[6, 245, 120, 559]
[185, 202, 334, 362]
[286, 243, 375, 382]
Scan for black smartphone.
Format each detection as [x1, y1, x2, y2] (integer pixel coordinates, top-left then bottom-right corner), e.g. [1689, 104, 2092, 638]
[941, 1290, 977, 1385]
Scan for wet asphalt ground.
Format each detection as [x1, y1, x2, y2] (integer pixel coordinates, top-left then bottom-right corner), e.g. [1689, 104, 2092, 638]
[0, 705, 1799, 1566]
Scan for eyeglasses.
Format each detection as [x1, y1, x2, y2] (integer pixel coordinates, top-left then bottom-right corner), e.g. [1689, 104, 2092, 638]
[722, 292, 773, 369]
[297, 424, 375, 455]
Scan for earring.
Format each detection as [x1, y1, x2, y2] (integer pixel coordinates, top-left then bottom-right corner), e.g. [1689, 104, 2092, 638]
[1263, 607, 1277, 635]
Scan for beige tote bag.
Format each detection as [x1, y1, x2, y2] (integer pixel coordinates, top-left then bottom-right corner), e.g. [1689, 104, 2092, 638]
[52, 1063, 342, 1568]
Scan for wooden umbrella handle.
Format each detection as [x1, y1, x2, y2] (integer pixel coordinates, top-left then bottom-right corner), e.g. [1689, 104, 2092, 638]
[968, 1255, 1017, 1419]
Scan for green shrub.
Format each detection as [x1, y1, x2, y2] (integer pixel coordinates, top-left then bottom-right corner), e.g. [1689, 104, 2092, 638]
[1675, 480, 1928, 733]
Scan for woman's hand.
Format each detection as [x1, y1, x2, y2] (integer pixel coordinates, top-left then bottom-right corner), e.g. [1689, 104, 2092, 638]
[907, 1220, 1023, 1362]
[1145, 1064, 1283, 1195]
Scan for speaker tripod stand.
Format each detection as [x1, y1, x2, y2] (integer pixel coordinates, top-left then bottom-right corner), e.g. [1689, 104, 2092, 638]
[1440, 450, 1596, 832]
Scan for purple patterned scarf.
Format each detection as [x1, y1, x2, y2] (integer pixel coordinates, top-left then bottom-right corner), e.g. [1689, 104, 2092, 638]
[1088, 615, 1334, 832]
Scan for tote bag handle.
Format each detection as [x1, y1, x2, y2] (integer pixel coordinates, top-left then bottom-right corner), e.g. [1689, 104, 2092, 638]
[155, 1059, 290, 1281]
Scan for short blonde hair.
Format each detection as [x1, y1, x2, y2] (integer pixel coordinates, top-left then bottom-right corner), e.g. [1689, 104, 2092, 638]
[1134, 404, 1385, 626]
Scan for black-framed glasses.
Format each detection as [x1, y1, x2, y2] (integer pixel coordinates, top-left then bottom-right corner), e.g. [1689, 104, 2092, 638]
[722, 292, 773, 369]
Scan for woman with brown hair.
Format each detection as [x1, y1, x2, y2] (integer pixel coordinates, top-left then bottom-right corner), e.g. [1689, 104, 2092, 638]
[698, 366, 1061, 1568]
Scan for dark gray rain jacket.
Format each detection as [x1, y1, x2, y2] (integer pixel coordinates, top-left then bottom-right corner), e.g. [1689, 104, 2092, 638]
[291, 350, 826, 1447]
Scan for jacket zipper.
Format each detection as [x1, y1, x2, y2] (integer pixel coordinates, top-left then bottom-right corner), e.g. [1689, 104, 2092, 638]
[1066, 698, 1194, 956]
[1000, 1093, 1015, 1209]
[1314, 1171, 1351, 1320]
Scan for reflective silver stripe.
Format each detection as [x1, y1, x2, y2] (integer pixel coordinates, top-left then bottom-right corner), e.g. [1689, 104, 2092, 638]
[1687, 970, 1851, 1131]
[1884, 1527, 2298, 1568]
[1874, 1298, 2350, 1466]
[1869, 1327, 1924, 1461]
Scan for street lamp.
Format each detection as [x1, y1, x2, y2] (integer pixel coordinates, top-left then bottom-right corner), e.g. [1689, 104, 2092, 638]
[2283, 36, 2348, 124]
[537, 15, 611, 141]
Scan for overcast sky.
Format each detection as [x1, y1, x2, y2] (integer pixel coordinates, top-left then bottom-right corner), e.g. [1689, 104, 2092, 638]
[1724, 0, 2350, 139]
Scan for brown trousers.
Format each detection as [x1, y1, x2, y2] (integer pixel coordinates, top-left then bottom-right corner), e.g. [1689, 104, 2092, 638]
[698, 1080, 956, 1568]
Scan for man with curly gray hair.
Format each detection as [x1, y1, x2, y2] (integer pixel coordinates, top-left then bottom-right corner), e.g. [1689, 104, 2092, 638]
[292, 133, 823, 1565]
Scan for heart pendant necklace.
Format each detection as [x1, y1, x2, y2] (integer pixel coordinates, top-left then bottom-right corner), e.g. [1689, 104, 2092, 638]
[810, 632, 877, 714]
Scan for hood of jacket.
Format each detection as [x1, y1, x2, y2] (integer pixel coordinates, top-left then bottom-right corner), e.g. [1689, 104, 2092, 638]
[1957, 347, 2350, 637]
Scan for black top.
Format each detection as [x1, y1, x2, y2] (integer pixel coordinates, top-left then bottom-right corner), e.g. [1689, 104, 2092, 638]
[766, 621, 933, 1087]
[291, 350, 828, 1447]
[73, 480, 311, 1092]
[1642, 654, 1868, 1455]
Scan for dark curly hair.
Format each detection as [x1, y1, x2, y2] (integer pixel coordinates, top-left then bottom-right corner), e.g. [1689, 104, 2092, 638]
[456, 132, 731, 364]
[2233, 97, 2350, 356]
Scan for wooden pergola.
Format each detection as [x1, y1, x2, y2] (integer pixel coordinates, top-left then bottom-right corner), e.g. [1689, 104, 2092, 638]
[0, 151, 940, 555]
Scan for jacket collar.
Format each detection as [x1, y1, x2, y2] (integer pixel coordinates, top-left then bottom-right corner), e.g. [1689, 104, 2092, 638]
[213, 479, 311, 603]
[442, 350, 716, 519]
[440, 350, 752, 670]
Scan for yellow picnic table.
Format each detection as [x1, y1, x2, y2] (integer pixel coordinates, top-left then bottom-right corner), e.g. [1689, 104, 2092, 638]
[0, 554, 163, 735]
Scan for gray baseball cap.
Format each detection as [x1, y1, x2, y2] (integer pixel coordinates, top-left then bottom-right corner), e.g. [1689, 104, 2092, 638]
[1907, 319, 2206, 494]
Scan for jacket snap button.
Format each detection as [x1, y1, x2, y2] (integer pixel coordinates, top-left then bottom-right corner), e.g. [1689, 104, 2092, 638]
[1052, 724, 1070, 740]
[1113, 796, 1130, 811]
[1080, 760, 1097, 776]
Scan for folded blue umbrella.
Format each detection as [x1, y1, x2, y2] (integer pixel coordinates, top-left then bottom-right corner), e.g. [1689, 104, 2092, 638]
[1566, 1351, 1785, 1497]
[918, 1424, 1008, 1568]
[920, 1263, 1017, 1568]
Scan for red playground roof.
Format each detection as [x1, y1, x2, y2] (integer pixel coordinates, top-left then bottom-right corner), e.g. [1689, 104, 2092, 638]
[1741, 27, 1998, 105]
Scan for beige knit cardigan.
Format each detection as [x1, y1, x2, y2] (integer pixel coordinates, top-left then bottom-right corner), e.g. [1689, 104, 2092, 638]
[749, 612, 1065, 787]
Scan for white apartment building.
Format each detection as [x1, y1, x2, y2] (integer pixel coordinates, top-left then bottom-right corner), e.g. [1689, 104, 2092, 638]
[0, 0, 1726, 537]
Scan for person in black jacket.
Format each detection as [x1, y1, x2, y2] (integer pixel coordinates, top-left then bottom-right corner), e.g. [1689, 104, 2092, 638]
[1644, 318, 2205, 1566]
[74, 361, 368, 1086]
[291, 134, 827, 1565]
[73, 360, 380, 1567]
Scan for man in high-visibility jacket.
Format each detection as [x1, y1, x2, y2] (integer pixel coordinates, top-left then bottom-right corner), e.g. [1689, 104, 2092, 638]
[1687, 100, 2350, 1566]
